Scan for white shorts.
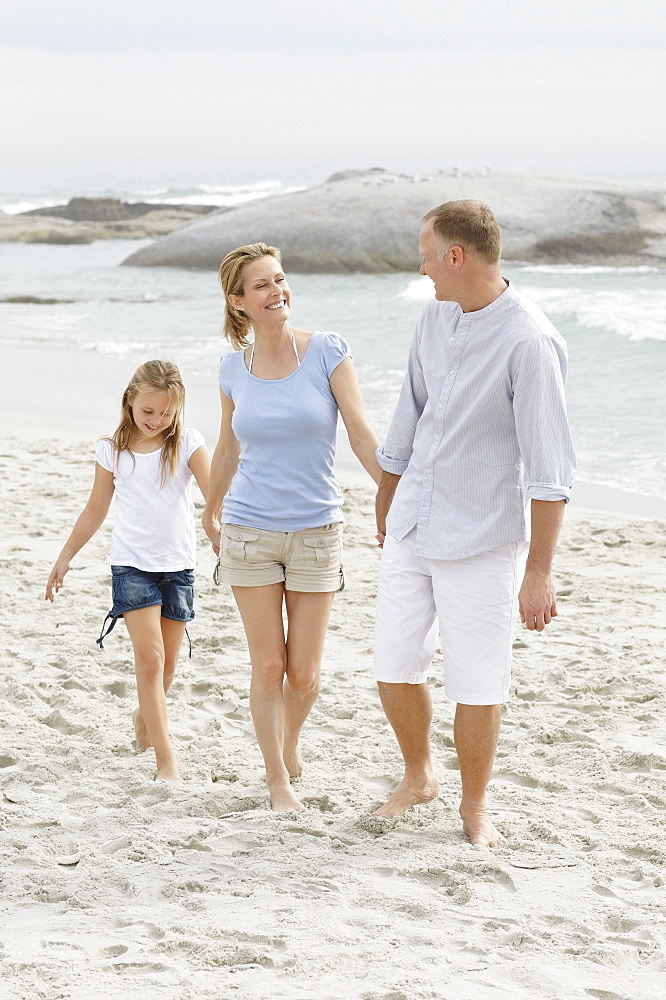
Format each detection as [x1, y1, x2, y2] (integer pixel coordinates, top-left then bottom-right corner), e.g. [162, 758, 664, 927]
[373, 530, 528, 705]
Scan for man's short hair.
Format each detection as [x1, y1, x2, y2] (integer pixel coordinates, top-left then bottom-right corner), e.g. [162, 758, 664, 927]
[422, 200, 501, 264]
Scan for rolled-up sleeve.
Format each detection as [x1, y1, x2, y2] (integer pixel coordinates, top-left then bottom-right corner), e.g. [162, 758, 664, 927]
[376, 329, 428, 475]
[513, 335, 577, 502]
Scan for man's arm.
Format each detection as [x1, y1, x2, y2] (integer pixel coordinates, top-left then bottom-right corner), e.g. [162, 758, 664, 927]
[518, 498, 565, 632]
[374, 322, 428, 545]
[375, 471, 401, 546]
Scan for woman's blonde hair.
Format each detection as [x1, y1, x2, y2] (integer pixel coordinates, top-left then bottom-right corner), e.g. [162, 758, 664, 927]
[218, 242, 282, 349]
[110, 360, 185, 484]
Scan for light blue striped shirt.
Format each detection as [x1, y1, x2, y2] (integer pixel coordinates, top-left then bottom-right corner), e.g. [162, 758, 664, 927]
[377, 282, 576, 560]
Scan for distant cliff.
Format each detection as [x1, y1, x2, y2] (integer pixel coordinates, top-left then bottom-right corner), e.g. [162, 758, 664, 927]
[120, 169, 666, 272]
[0, 197, 216, 244]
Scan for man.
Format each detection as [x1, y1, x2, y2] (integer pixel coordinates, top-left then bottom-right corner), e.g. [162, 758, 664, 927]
[373, 200, 576, 847]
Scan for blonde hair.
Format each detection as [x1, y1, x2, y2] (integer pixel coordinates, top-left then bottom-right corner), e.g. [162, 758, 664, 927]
[110, 360, 185, 484]
[218, 242, 282, 349]
[422, 200, 502, 264]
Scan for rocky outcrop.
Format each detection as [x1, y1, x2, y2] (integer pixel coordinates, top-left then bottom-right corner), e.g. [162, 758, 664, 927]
[120, 170, 666, 272]
[21, 197, 217, 222]
[0, 198, 217, 244]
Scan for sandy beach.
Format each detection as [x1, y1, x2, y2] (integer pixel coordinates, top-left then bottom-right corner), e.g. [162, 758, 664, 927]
[1, 399, 666, 1000]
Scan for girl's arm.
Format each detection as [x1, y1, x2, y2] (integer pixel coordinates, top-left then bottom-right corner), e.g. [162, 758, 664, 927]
[45, 462, 115, 601]
[202, 389, 241, 554]
[188, 444, 211, 502]
[329, 357, 383, 485]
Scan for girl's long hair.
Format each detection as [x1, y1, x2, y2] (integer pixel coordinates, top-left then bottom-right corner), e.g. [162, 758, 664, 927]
[110, 360, 185, 485]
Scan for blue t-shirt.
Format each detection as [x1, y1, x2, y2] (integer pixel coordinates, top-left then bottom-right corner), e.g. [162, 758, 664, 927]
[218, 331, 351, 531]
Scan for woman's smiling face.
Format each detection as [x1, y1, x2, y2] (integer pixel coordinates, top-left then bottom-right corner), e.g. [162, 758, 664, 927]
[230, 255, 292, 327]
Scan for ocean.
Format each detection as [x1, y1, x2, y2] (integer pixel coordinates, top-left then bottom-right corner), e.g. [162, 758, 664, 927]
[1, 170, 665, 502]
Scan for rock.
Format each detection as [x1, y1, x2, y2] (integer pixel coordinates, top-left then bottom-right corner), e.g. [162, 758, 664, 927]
[21, 196, 217, 222]
[120, 169, 666, 272]
[0, 204, 219, 244]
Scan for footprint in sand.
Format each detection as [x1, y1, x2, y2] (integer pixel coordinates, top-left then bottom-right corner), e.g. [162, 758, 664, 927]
[100, 944, 129, 958]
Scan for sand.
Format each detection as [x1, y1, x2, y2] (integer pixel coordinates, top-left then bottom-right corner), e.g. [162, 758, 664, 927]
[1, 431, 666, 1000]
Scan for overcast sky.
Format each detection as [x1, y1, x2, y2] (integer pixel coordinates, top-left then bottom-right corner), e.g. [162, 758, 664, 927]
[1, 1, 665, 179]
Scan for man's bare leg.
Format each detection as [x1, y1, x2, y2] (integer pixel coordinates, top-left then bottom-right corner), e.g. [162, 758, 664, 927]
[373, 681, 439, 817]
[455, 703, 505, 847]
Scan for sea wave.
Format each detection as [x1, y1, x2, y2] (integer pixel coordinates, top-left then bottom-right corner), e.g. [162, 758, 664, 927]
[1, 200, 62, 215]
[522, 287, 666, 342]
[514, 264, 660, 275]
[397, 277, 666, 342]
[132, 179, 304, 208]
[397, 277, 433, 301]
[0, 180, 303, 215]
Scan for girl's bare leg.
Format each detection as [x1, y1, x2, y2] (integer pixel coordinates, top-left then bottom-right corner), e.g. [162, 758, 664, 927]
[124, 605, 181, 780]
[232, 583, 304, 812]
[132, 615, 186, 750]
[282, 589, 335, 777]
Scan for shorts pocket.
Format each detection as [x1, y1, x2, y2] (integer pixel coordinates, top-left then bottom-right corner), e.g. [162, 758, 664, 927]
[223, 526, 261, 562]
[302, 532, 338, 568]
[111, 565, 136, 578]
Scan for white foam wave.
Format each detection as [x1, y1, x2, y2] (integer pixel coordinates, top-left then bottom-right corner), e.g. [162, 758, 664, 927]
[133, 180, 304, 208]
[1, 200, 62, 215]
[515, 264, 659, 275]
[0, 181, 304, 215]
[525, 286, 666, 342]
[398, 277, 434, 301]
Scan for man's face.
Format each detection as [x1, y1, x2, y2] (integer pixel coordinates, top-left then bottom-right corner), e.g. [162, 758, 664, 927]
[419, 221, 454, 301]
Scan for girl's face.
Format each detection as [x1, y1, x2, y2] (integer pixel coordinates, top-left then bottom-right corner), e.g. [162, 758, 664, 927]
[129, 388, 176, 439]
[230, 255, 291, 327]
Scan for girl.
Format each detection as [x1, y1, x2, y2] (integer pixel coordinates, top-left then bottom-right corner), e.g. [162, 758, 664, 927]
[203, 243, 381, 811]
[45, 360, 210, 781]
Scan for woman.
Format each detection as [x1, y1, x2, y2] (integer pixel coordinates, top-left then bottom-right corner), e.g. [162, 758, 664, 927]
[203, 242, 381, 811]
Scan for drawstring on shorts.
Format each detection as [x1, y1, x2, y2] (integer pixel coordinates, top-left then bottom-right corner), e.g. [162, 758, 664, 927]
[96, 613, 119, 649]
[96, 614, 192, 658]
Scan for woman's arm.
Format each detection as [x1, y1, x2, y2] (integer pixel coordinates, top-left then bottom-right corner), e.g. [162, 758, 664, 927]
[188, 444, 211, 502]
[202, 388, 241, 554]
[329, 357, 382, 485]
[45, 462, 115, 601]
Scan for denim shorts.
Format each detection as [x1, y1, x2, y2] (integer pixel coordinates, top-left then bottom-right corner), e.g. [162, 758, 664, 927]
[109, 565, 195, 622]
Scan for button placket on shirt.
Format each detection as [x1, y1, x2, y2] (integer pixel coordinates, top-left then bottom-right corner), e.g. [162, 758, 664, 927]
[417, 316, 470, 546]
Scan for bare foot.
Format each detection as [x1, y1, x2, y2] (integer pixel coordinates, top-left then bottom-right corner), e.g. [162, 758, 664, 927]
[133, 708, 152, 750]
[372, 772, 439, 818]
[155, 760, 181, 782]
[283, 743, 304, 779]
[460, 803, 506, 847]
[268, 780, 305, 812]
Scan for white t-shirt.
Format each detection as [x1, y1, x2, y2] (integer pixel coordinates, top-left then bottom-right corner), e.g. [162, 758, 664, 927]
[95, 428, 205, 572]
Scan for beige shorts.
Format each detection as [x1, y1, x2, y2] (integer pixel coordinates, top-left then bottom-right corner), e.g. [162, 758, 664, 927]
[217, 522, 344, 592]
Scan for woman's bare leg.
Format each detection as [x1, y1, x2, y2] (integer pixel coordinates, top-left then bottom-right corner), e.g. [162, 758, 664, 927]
[232, 583, 304, 811]
[124, 605, 180, 780]
[282, 589, 335, 777]
[132, 616, 186, 751]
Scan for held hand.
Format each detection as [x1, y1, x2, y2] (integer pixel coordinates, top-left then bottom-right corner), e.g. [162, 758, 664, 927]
[202, 510, 222, 556]
[45, 558, 70, 602]
[375, 471, 400, 550]
[518, 570, 558, 632]
[375, 496, 389, 549]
